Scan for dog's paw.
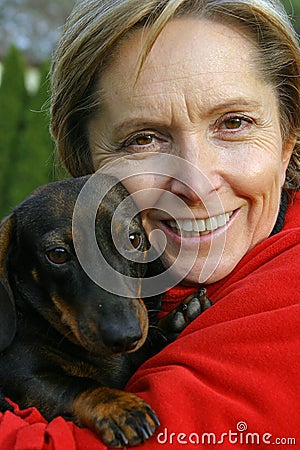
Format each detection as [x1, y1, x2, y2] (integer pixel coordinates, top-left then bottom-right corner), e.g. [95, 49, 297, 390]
[157, 288, 212, 341]
[72, 387, 159, 447]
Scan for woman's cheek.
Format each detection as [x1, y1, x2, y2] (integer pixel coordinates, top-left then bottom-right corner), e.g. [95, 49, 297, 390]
[220, 138, 283, 196]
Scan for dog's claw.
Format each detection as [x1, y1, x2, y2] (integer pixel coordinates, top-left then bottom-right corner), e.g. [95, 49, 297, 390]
[146, 405, 160, 426]
[118, 432, 129, 447]
[143, 420, 155, 439]
[108, 425, 129, 448]
[134, 420, 152, 442]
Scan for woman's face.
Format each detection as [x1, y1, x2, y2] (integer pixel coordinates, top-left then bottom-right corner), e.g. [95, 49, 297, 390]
[89, 18, 293, 285]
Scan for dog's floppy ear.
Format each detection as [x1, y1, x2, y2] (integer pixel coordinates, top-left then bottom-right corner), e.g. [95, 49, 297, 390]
[0, 214, 16, 351]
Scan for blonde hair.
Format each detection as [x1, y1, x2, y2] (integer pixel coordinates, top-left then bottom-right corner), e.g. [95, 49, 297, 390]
[50, 0, 300, 188]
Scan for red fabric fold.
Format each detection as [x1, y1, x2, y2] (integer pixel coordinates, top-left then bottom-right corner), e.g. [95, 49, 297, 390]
[0, 401, 104, 450]
[0, 191, 299, 449]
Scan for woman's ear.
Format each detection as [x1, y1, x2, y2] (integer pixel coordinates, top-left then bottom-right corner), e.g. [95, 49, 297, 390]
[0, 214, 17, 351]
[281, 136, 297, 186]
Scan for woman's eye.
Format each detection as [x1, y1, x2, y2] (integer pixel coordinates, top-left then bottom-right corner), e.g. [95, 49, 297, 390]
[216, 115, 254, 135]
[222, 117, 243, 129]
[126, 134, 154, 147]
[121, 131, 170, 153]
[46, 248, 70, 265]
[134, 135, 153, 146]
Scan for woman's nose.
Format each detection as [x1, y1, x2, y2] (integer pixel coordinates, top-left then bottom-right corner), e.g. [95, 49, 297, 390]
[166, 137, 222, 205]
[168, 177, 203, 205]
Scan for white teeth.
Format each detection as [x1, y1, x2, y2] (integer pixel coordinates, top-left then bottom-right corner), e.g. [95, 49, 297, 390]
[205, 216, 218, 231]
[167, 212, 233, 236]
[193, 219, 206, 232]
[217, 214, 227, 227]
[176, 219, 193, 231]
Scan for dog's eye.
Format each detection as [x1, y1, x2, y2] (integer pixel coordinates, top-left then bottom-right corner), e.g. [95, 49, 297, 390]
[46, 248, 70, 265]
[129, 232, 143, 250]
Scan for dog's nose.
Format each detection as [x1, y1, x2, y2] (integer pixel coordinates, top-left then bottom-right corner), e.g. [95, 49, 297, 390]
[102, 330, 143, 354]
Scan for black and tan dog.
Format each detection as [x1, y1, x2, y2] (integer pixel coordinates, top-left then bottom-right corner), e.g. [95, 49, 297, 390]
[0, 175, 210, 447]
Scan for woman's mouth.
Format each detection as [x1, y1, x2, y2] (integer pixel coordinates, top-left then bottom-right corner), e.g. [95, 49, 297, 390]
[164, 212, 234, 237]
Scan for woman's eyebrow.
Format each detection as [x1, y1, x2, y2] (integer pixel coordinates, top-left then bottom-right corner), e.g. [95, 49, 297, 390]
[112, 98, 263, 134]
[205, 98, 263, 115]
[115, 120, 165, 133]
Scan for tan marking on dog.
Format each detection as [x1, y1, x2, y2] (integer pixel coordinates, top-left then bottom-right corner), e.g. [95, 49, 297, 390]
[50, 294, 103, 353]
[31, 268, 40, 284]
[50, 351, 102, 379]
[0, 215, 15, 284]
[65, 227, 73, 241]
[50, 294, 83, 346]
[129, 298, 148, 352]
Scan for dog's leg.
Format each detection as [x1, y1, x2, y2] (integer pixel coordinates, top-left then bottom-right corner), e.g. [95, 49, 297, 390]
[1, 365, 159, 448]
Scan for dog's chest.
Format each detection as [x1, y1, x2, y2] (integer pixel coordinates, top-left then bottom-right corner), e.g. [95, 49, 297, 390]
[58, 353, 132, 389]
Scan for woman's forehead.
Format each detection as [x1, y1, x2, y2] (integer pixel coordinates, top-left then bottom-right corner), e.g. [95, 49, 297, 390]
[100, 19, 258, 91]
[96, 18, 276, 125]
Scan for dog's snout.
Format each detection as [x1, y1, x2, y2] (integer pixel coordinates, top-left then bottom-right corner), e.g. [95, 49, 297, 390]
[102, 328, 143, 354]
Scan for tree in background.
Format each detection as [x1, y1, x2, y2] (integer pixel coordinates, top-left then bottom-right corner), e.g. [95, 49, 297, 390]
[8, 62, 55, 209]
[0, 46, 28, 217]
[0, 48, 56, 217]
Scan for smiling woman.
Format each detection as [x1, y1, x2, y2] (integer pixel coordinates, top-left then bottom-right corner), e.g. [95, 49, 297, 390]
[0, 1, 299, 449]
[86, 17, 292, 285]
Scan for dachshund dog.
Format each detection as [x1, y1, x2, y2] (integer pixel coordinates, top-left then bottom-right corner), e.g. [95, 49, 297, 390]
[0, 175, 211, 447]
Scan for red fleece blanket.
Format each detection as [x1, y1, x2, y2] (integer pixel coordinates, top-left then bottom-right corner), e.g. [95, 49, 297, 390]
[1, 192, 299, 449]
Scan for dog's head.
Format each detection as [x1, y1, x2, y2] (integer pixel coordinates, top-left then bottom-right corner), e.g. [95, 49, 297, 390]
[0, 175, 160, 355]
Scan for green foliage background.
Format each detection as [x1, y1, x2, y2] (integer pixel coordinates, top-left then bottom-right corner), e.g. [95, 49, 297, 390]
[0, 47, 59, 217]
[282, 0, 300, 33]
[0, 0, 299, 218]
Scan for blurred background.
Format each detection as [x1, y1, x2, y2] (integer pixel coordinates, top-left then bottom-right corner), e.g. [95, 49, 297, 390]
[0, 0, 75, 216]
[0, 0, 299, 216]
